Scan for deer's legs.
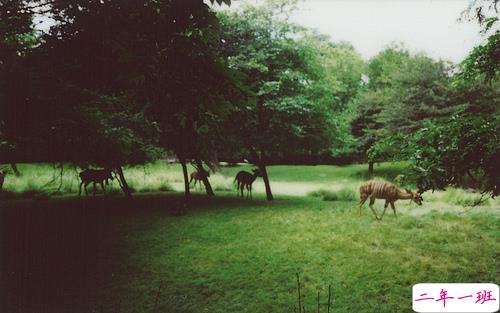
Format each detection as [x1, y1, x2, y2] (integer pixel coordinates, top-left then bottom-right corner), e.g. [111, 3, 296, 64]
[359, 194, 368, 216]
[368, 195, 380, 220]
[92, 182, 97, 196]
[84, 181, 90, 196]
[78, 181, 84, 196]
[100, 182, 106, 195]
[379, 200, 389, 220]
[390, 202, 397, 217]
[249, 184, 252, 199]
[190, 178, 198, 189]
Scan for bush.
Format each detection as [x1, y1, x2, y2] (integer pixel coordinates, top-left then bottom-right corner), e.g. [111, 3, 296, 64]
[336, 188, 358, 201]
[308, 188, 357, 202]
[213, 185, 233, 192]
[158, 183, 174, 192]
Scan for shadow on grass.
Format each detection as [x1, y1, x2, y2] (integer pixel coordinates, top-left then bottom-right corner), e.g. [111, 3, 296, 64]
[0, 192, 281, 313]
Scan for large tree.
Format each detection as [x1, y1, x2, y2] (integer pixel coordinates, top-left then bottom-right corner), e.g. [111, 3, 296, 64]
[402, 0, 500, 196]
[1, 0, 236, 200]
[459, 0, 499, 81]
[403, 81, 500, 195]
[350, 46, 411, 175]
[0, 0, 41, 175]
[217, 1, 345, 200]
[351, 46, 455, 176]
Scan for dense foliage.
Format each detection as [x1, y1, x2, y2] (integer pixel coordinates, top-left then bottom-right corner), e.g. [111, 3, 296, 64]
[1, 0, 498, 198]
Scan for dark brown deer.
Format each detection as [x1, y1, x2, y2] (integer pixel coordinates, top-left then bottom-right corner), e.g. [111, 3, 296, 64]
[234, 168, 262, 199]
[189, 169, 210, 189]
[78, 168, 114, 196]
[359, 180, 423, 220]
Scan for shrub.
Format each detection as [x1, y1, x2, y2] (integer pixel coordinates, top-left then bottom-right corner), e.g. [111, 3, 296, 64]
[336, 188, 357, 201]
[308, 189, 333, 198]
[308, 188, 357, 202]
[158, 183, 174, 192]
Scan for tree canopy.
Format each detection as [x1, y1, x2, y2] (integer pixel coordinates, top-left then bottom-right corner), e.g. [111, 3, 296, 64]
[1, 0, 498, 200]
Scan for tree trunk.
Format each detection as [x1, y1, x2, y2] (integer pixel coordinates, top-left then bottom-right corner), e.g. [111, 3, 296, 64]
[249, 146, 274, 201]
[258, 163, 274, 201]
[195, 158, 214, 196]
[368, 161, 374, 178]
[10, 162, 20, 176]
[180, 158, 191, 202]
[115, 166, 132, 197]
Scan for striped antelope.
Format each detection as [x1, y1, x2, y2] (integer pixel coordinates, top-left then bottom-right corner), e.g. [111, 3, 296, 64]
[189, 169, 210, 189]
[78, 168, 114, 196]
[359, 180, 423, 220]
[234, 168, 262, 199]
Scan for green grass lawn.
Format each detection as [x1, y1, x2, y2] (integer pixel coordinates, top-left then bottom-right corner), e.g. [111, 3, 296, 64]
[1, 163, 499, 313]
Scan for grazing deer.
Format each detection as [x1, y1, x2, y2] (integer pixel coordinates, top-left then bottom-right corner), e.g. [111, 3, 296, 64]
[189, 169, 210, 189]
[234, 168, 262, 199]
[359, 180, 423, 220]
[78, 168, 114, 196]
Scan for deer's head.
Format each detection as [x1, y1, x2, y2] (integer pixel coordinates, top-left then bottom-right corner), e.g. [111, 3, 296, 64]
[405, 189, 423, 205]
[104, 168, 115, 183]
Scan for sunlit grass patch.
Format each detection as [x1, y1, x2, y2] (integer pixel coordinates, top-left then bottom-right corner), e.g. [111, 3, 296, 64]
[2, 163, 81, 197]
[423, 187, 493, 207]
[2, 162, 498, 214]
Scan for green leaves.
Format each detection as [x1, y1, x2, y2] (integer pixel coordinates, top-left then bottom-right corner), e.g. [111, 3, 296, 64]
[216, 1, 347, 161]
[209, 0, 231, 6]
[458, 30, 500, 82]
[404, 107, 500, 195]
[77, 95, 164, 165]
[351, 45, 456, 165]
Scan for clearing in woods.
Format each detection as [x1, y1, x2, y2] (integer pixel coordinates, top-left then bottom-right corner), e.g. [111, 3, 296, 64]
[1, 162, 499, 313]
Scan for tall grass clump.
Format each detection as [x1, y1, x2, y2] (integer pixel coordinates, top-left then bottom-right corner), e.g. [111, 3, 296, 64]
[157, 182, 175, 192]
[308, 187, 357, 202]
[210, 175, 234, 192]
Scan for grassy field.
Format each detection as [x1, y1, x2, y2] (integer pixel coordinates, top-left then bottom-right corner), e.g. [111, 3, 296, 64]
[1, 162, 499, 313]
